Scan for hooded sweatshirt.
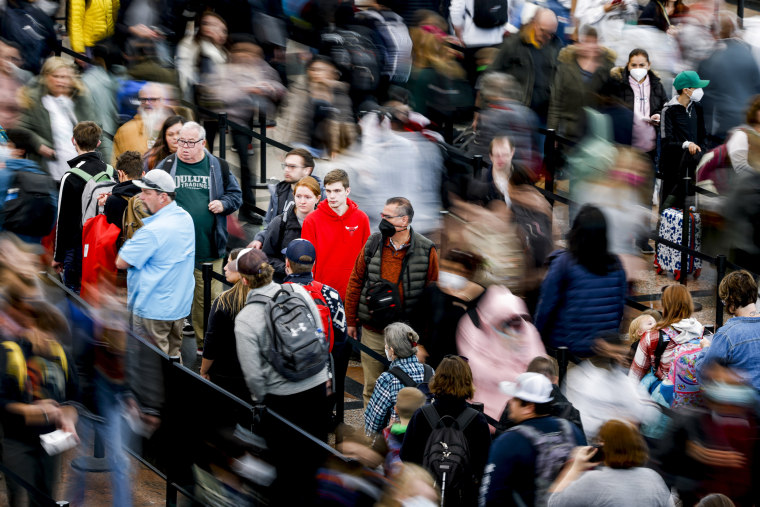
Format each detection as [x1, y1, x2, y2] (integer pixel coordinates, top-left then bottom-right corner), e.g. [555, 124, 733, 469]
[301, 198, 370, 299]
[456, 285, 546, 421]
[629, 318, 704, 382]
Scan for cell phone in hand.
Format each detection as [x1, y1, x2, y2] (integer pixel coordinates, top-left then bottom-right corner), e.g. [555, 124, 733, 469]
[590, 444, 605, 463]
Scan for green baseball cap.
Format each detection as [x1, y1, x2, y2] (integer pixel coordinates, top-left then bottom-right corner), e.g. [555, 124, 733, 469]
[673, 70, 710, 90]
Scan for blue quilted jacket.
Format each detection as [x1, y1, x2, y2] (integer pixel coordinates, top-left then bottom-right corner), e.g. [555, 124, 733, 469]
[534, 250, 627, 357]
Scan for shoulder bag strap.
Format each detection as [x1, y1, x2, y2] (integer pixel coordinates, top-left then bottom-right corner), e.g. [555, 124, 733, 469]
[421, 403, 442, 429]
[388, 366, 416, 387]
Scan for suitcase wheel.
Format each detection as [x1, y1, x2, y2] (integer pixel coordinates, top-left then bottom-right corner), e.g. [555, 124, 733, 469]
[694, 268, 701, 280]
[674, 269, 682, 281]
[655, 266, 663, 275]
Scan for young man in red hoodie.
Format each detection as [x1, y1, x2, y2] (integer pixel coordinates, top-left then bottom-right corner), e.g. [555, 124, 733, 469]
[301, 169, 370, 300]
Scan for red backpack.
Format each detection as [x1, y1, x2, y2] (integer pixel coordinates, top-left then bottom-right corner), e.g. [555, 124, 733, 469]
[81, 214, 121, 303]
[287, 280, 334, 352]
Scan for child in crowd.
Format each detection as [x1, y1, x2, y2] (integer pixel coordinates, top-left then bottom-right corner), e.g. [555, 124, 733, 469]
[627, 310, 662, 366]
[382, 387, 427, 476]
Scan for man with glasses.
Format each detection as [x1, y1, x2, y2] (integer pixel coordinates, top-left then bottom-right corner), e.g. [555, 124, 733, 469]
[344, 196, 438, 406]
[249, 147, 319, 248]
[490, 8, 561, 125]
[156, 121, 242, 354]
[112, 82, 176, 164]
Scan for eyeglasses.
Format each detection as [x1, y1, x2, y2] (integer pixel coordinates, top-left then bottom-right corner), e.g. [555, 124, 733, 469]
[281, 163, 305, 170]
[444, 354, 469, 362]
[177, 138, 204, 148]
[138, 97, 162, 103]
[380, 213, 404, 220]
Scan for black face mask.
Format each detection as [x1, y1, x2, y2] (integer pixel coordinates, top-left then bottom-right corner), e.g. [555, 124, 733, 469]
[379, 219, 397, 238]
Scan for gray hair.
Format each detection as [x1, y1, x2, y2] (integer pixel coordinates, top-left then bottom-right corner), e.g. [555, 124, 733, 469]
[384, 322, 418, 358]
[181, 121, 206, 141]
[479, 72, 521, 103]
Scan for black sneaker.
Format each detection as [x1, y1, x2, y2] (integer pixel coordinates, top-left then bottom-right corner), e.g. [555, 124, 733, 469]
[183, 318, 194, 337]
[639, 243, 655, 254]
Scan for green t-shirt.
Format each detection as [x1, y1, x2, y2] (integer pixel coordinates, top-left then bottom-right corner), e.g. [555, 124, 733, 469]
[174, 157, 216, 261]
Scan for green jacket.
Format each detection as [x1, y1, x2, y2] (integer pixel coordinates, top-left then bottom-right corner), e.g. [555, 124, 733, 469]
[9, 78, 97, 168]
[490, 28, 563, 110]
[547, 45, 616, 142]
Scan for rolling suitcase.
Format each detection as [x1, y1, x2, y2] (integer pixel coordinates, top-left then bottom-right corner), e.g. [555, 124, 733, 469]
[654, 207, 702, 281]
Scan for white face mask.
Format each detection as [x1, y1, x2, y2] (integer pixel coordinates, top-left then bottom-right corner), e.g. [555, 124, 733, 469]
[629, 68, 648, 82]
[438, 271, 468, 291]
[690, 88, 704, 102]
[385, 347, 394, 361]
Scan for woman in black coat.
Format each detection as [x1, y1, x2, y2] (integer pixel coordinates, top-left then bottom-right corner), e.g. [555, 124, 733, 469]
[400, 356, 492, 506]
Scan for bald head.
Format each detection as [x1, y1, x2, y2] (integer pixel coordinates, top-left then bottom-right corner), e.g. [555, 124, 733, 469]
[532, 8, 558, 46]
[138, 82, 166, 112]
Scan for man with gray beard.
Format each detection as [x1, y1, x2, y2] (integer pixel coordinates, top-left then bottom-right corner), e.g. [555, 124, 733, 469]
[112, 82, 174, 164]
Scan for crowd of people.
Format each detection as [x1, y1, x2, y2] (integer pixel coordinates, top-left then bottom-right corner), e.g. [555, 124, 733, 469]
[1, 0, 760, 506]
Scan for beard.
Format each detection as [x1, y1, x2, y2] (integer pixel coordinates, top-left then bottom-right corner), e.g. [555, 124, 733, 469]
[140, 107, 170, 142]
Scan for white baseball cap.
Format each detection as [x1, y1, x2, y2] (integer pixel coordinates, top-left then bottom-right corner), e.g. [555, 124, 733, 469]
[499, 372, 553, 404]
[133, 169, 176, 193]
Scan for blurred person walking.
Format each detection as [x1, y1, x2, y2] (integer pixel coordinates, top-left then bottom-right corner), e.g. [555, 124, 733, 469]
[547, 420, 673, 506]
[655, 361, 760, 506]
[547, 26, 616, 143]
[155, 121, 242, 353]
[490, 8, 561, 124]
[416, 249, 486, 369]
[697, 12, 760, 144]
[479, 372, 586, 506]
[8, 57, 96, 180]
[400, 355, 491, 506]
[0, 39, 30, 131]
[534, 205, 627, 358]
[457, 285, 545, 423]
[344, 196, 437, 405]
[201, 39, 286, 221]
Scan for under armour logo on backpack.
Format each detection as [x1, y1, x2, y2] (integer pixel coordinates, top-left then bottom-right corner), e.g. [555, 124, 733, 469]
[289, 322, 309, 336]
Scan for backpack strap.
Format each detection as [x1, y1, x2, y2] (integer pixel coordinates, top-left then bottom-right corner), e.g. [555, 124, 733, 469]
[388, 366, 417, 387]
[363, 233, 383, 267]
[455, 407, 479, 431]
[421, 403, 442, 429]
[67, 167, 92, 182]
[105, 164, 114, 178]
[422, 363, 434, 382]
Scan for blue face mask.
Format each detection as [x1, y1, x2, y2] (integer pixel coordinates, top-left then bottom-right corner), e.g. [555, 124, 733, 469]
[703, 381, 757, 407]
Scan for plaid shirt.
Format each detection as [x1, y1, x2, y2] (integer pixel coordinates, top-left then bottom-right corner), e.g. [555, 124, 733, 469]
[364, 356, 427, 434]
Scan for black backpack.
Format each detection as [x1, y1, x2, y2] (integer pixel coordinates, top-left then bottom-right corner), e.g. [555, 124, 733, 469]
[247, 284, 329, 382]
[0, 169, 57, 237]
[421, 404, 479, 505]
[468, 0, 509, 28]
[389, 364, 435, 401]
[321, 29, 381, 92]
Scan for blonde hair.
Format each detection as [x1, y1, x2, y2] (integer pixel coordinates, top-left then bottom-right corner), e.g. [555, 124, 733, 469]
[628, 315, 653, 344]
[40, 57, 86, 97]
[410, 28, 465, 80]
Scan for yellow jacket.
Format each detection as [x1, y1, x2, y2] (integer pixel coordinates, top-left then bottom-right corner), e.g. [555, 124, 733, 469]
[68, 0, 120, 54]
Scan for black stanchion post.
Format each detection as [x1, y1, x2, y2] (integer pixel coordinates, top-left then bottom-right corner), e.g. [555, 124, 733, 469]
[738, 0, 745, 24]
[680, 175, 691, 286]
[715, 254, 727, 329]
[473, 154, 484, 177]
[165, 355, 181, 507]
[259, 111, 267, 184]
[544, 129, 557, 208]
[202, 263, 212, 337]
[218, 112, 227, 159]
[557, 346, 569, 386]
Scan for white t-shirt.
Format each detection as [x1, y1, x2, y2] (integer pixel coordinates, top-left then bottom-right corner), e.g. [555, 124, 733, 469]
[41, 95, 78, 181]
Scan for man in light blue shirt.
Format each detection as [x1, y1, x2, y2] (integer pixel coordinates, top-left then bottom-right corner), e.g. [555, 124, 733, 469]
[116, 169, 195, 356]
